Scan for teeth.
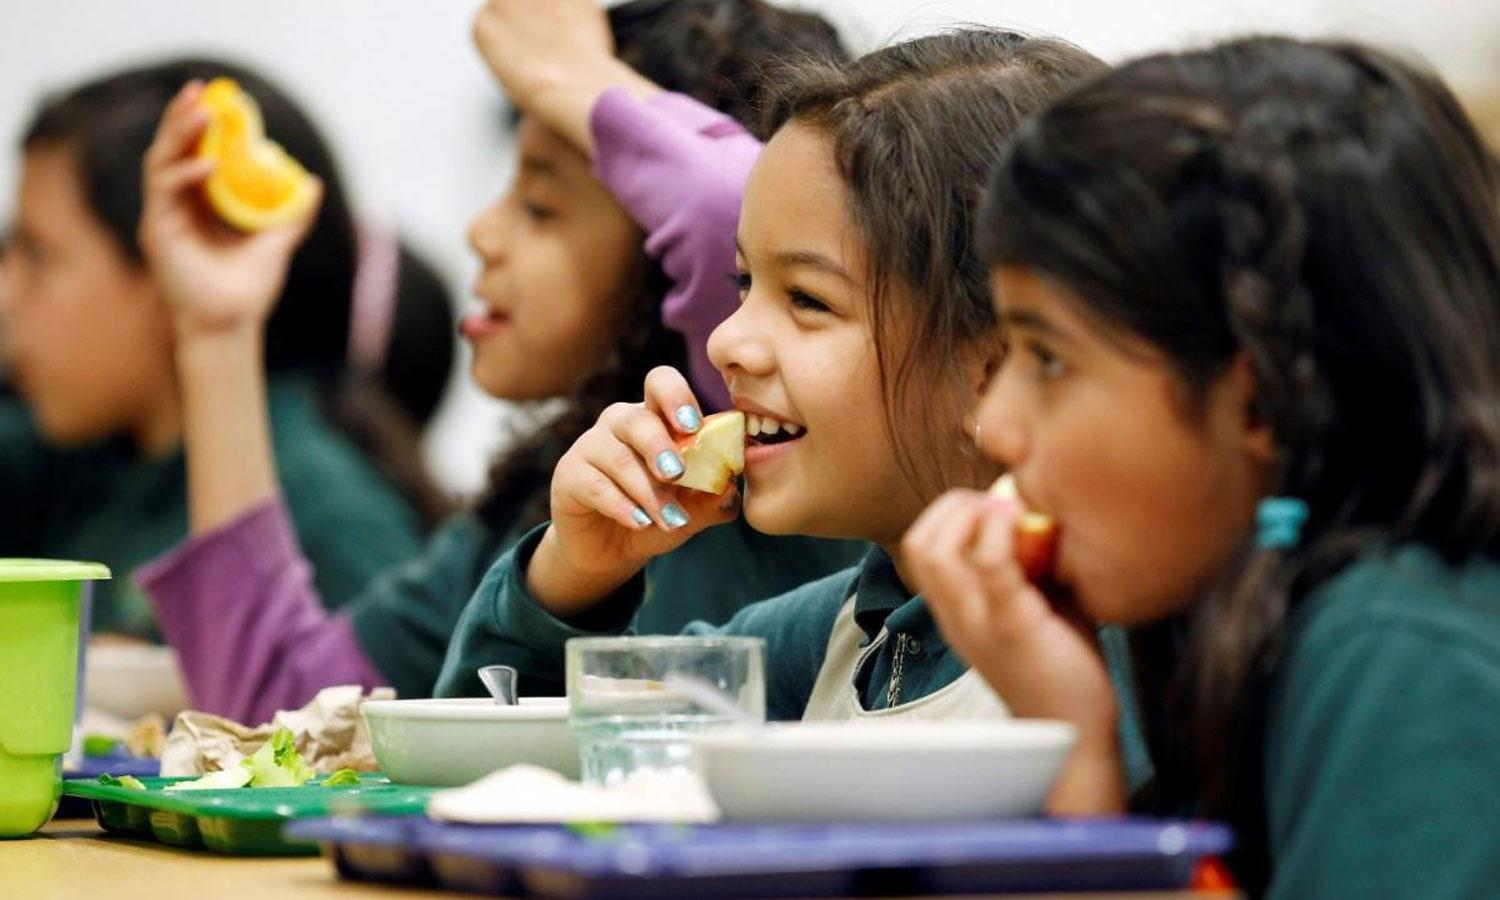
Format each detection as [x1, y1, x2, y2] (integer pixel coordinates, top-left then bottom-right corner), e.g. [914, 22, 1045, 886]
[740, 411, 804, 438]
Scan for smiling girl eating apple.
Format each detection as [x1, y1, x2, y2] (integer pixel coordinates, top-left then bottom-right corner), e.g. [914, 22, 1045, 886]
[435, 32, 1133, 795]
[904, 36, 1500, 897]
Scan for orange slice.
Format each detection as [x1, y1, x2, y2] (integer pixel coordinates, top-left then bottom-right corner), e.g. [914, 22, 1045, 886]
[195, 77, 316, 232]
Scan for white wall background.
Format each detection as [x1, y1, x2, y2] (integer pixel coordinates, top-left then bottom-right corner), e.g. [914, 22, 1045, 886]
[3, 1, 1497, 495]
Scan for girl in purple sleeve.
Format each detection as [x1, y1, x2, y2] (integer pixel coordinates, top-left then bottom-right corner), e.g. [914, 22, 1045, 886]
[134, 0, 853, 724]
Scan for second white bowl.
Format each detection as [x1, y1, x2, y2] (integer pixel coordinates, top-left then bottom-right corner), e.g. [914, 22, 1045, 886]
[362, 697, 578, 786]
[694, 719, 1077, 822]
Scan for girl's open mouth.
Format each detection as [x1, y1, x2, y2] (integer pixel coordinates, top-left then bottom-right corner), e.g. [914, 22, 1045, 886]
[459, 309, 510, 340]
[745, 413, 805, 447]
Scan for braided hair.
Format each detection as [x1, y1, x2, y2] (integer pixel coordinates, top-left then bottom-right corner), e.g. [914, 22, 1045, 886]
[474, 0, 848, 541]
[980, 36, 1500, 890]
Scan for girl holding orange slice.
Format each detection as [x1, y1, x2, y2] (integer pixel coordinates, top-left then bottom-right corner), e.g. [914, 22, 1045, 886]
[136, 0, 862, 721]
[0, 59, 447, 640]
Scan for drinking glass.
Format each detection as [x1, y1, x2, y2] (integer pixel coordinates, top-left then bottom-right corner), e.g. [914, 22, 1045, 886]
[565, 636, 765, 785]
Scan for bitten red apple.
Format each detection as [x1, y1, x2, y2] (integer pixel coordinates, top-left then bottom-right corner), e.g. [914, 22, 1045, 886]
[991, 474, 1059, 584]
[674, 411, 746, 494]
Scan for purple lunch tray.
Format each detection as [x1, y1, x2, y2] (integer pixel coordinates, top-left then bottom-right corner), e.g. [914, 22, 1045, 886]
[287, 815, 1232, 899]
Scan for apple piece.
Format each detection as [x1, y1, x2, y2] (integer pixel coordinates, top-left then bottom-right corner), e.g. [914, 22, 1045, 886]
[990, 474, 1059, 584]
[674, 411, 746, 494]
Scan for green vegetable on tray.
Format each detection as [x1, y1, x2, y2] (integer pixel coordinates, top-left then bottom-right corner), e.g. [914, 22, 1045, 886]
[241, 727, 315, 788]
[321, 768, 361, 787]
[163, 727, 316, 791]
[568, 821, 622, 840]
[99, 773, 147, 791]
[83, 734, 121, 757]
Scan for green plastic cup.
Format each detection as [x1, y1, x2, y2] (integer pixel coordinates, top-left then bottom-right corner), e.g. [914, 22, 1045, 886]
[0, 559, 109, 837]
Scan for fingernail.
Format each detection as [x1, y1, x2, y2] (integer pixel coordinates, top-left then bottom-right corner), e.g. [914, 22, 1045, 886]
[630, 507, 653, 528]
[675, 405, 702, 433]
[656, 450, 684, 479]
[661, 503, 690, 529]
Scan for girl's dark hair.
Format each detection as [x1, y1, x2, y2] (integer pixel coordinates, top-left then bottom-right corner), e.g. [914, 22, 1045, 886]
[384, 242, 458, 429]
[476, 0, 850, 536]
[24, 58, 355, 376]
[763, 30, 1107, 498]
[22, 58, 454, 524]
[980, 36, 1500, 889]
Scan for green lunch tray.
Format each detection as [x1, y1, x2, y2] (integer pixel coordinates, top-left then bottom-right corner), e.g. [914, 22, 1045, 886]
[62, 774, 437, 855]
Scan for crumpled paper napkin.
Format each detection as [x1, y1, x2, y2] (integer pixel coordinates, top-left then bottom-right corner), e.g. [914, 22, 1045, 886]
[160, 685, 393, 777]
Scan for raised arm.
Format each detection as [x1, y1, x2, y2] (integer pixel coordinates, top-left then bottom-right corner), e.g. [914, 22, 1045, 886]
[138, 80, 321, 534]
[472, 0, 760, 410]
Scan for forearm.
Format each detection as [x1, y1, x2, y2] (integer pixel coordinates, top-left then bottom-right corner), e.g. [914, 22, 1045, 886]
[139, 499, 385, 723]
[174, 326, 278, 534]
[590, 90, 760, 411]
[522, 56, 658, 158]
[1046, 728, 1129, 817]
[435, 525, 644, 698]
[525, 524, 649, 620]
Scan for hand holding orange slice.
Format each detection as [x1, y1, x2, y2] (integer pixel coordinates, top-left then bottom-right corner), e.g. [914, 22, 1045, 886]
[195, 78, 317, 232]
[991, 474, 1059, 584]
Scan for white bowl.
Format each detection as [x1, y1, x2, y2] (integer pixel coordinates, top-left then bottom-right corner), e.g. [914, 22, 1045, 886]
[694, 719, 1077, 822]
[362, 697, 579, 786]
[84, 644, 190, 721]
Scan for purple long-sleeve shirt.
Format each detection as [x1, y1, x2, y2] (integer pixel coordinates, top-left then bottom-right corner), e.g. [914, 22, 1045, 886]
[592, 89, 758, 411]
[137, 90, 762, 724]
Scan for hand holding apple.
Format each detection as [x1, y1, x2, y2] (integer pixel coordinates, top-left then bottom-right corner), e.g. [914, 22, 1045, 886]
[901, 486, 1125, 816]
[525, 366, 742, 618]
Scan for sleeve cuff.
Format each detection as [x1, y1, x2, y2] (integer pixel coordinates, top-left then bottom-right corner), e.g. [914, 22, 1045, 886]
[486, 524, 646, 649]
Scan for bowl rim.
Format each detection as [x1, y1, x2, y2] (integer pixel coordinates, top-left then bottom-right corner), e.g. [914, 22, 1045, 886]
[565, 635, 767, 652]
[693, 718, 1077, 753]
[362, 696, 569, 722]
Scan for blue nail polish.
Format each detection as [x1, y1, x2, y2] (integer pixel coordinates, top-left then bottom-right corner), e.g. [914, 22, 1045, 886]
[661, 503, 690, 529]
[656, 450, 685, 479]
[631, 507, 653, 527]
[675, 405, 702, 433]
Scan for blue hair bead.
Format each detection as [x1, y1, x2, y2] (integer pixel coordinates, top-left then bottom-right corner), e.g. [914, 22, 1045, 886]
[1256, 496, 1309, 550]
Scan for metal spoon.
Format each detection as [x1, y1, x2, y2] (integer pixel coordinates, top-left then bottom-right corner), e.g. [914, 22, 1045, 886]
[477, 665, 519, 705]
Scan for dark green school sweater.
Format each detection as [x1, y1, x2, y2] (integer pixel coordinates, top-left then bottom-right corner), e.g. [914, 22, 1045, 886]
[433, 521, 869, 700]
[0, 376, 426, 637]
[1258, 544, 1500, 898]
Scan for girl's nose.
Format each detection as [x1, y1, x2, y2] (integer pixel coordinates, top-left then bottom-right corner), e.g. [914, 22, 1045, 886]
[0, 250, 19, 319]
[466, 198, 510, 264]
[707, 296, 776, 382]
[976, 363, 1029, 469]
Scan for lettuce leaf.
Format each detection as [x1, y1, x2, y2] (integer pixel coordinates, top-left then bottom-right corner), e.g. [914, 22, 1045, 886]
[99, 773, 147, 791]
[158, 727, 318, 791]
[163, 767, 253, 791]
[241, 727, 315, 788]
[321, 768, 361, 787]
[83, 734, 121, 757]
